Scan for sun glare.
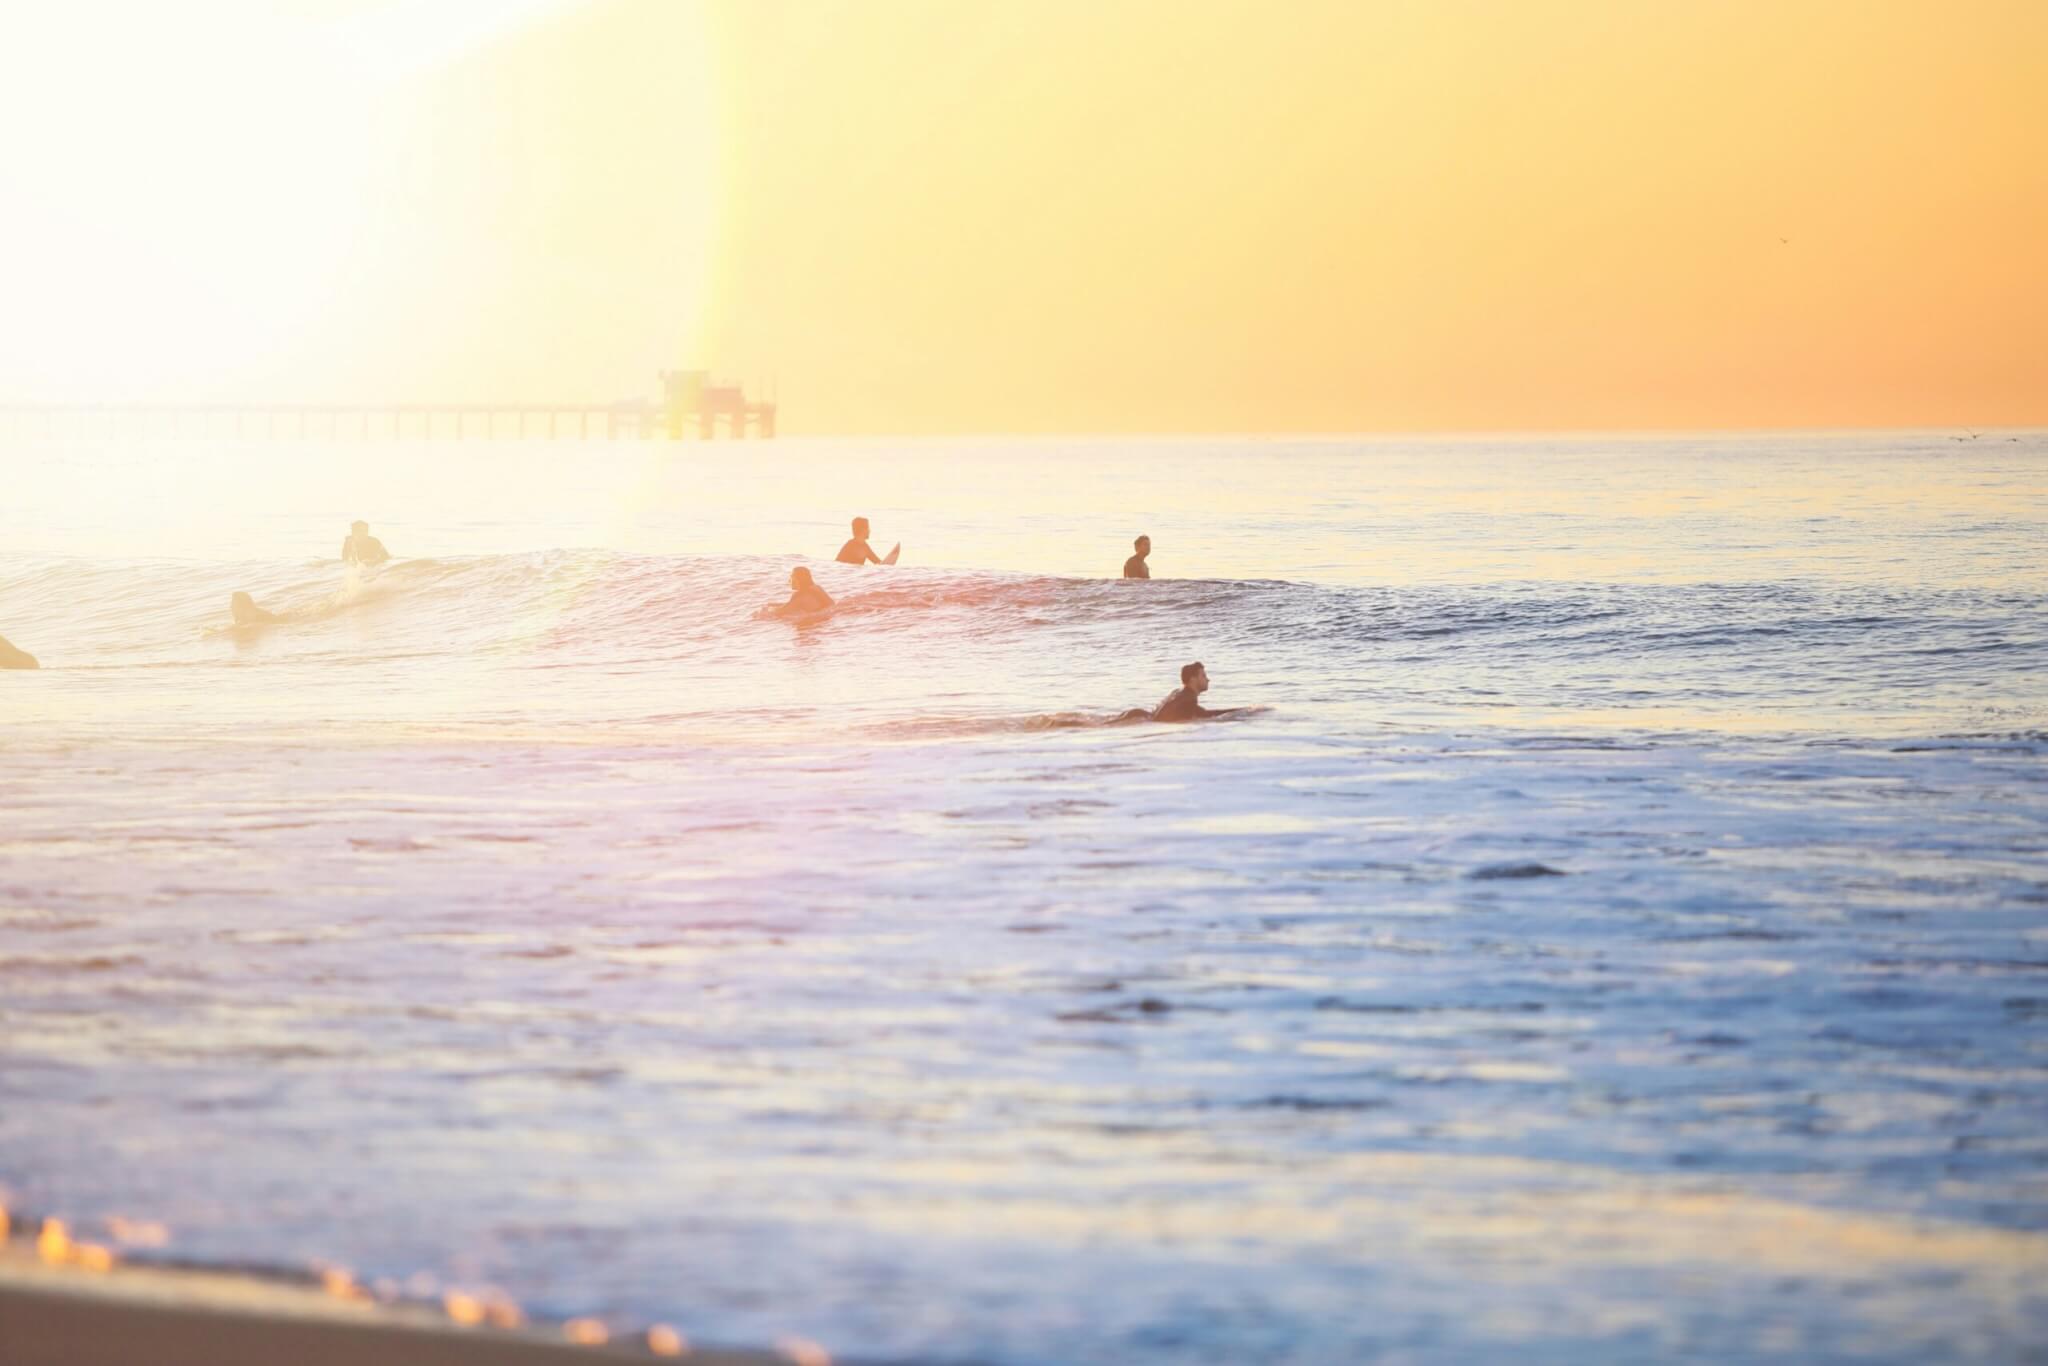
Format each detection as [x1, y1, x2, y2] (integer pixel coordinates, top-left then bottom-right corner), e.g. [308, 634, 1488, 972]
[0, 0, 719, 411]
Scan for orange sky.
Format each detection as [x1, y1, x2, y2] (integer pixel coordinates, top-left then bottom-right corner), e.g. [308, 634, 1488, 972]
[1, 0, 2042, 433]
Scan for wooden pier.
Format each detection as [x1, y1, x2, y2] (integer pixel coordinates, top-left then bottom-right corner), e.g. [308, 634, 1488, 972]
[0, 371, 776, 442]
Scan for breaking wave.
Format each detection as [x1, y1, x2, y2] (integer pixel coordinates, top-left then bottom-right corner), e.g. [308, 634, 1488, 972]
[1, 550, 2043, 739]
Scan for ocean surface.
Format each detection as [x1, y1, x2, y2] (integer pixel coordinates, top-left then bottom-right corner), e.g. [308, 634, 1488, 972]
[2, 431, 2046, 1363]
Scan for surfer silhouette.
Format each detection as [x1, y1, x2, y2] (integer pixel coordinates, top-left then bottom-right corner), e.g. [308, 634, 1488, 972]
[230, 592, 281, 627]
[836, 517, 899, 566]
[0, 634, 38, 669]
[1123, 535, 1152, 579]
[1116, 662, 1249, 723]
[773, 566, 834, 616]
[341, 520, 390, 566]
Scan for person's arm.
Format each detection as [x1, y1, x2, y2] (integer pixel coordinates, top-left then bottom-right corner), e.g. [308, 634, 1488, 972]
[341, 538, 354, 563]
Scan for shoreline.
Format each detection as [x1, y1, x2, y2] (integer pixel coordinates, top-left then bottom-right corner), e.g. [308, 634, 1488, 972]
[0, 1237, 798, 1366]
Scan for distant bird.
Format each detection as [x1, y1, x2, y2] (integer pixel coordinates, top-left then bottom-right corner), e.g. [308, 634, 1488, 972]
[1952, 428, 1980, 442]
[1778, 237, 1789, 245]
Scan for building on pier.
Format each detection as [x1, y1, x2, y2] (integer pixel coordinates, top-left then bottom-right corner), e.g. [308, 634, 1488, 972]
[659, 370, 777, 439]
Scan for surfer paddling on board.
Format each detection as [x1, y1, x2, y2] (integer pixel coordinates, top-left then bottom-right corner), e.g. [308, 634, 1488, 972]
[769, 566, 834, 617]
[340, 520, 390, 566]
[229, 592, 282, 627]
[1123, 535, 1152, 579]
[1116, 662, 1254, 724]
[835, 517, 899, 566]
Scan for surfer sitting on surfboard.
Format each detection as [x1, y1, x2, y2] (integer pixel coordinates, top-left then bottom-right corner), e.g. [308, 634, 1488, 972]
[1123, 535, 1152, 579]
[835, 517, 899, 566]
[341, 520, 390, 566]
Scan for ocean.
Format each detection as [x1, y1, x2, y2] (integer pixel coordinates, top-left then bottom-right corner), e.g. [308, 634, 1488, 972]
[2, 430, 2046, 1362]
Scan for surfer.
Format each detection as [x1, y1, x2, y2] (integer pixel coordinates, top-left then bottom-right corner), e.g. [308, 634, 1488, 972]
[772, 566, 834, 617]
[0, 634, 38, 670]
[1123, 535, 1152, 579]
[836, 517, 900, 566]
[1116, 662, 1249, 723]
[341, 520, 390, 566]
[230, 592, 282, 627]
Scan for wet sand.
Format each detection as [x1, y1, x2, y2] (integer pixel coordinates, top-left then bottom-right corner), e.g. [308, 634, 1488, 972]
[0, 1245, 783, 1366]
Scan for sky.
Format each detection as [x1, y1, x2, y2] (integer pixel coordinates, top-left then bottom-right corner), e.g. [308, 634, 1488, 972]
[0, 0, 2042, 434]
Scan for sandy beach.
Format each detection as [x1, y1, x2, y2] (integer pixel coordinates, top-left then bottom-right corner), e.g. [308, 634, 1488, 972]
[0, 1241, 786, 1366]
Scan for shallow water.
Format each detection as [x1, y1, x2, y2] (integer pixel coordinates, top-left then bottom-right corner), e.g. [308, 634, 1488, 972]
[3, 431, 2047, 1362]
